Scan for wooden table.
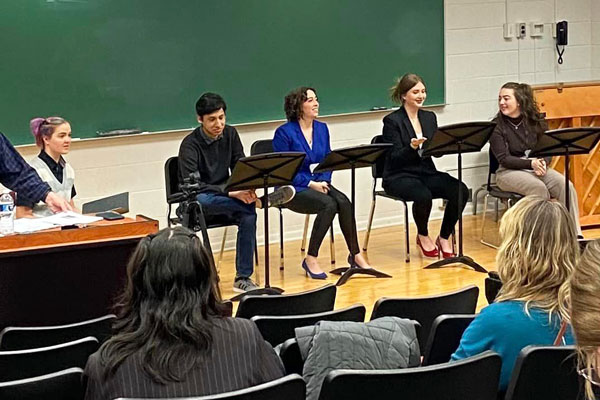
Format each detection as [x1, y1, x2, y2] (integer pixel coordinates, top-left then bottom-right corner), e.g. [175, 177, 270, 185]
[0, 215, 158, 330]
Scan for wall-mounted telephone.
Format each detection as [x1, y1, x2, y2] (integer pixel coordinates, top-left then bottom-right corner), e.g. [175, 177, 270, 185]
[556, 21, 568, 64]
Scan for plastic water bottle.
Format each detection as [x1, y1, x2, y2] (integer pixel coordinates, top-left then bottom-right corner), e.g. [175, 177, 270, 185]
[0, 191, 15, 236]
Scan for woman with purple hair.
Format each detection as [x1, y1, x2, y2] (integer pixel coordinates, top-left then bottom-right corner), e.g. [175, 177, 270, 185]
[16, 117, 78, 217]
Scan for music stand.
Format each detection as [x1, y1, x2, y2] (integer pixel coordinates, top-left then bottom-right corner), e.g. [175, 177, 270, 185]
[421, 121, 496, 273]
[226, 152, 305, 297]
[313, 143, 393, 286]
[530, 127, 600, 212]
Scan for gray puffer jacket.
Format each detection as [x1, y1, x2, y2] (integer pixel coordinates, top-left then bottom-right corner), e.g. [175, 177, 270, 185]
[296, 316, 420, 400]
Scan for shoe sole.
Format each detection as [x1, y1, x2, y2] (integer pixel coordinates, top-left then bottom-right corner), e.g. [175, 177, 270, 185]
[268, 187, 295, 207]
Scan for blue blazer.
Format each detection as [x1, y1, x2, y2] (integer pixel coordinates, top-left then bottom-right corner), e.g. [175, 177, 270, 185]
[273, 120, 332, 192]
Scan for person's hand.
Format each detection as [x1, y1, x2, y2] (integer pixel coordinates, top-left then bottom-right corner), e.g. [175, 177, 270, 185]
[309, 181, 329, 193]
[410, 137, 427, 150]
[229, 190, 257, 204]
[532, 158, 547, 176]
[44, 192, 73, 213]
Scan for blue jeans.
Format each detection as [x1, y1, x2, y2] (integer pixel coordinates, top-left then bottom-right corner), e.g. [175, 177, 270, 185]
[196, 193, 256, 278]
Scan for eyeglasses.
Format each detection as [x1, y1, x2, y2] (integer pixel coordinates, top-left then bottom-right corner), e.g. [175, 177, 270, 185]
[578, 367, 600, 387]
[43, 117, 66, 125]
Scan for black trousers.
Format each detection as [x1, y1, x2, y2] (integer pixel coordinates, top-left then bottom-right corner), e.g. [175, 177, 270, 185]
[285, 185, 359, 257]
[383, 172, 468, 239]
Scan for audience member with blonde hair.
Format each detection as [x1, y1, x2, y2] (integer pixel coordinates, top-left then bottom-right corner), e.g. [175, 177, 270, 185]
[452, 196, 579, 391]
[570, 239, 600, 399]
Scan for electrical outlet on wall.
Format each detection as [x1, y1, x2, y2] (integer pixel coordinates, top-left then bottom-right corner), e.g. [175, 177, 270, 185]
[516, 22, 527, 38]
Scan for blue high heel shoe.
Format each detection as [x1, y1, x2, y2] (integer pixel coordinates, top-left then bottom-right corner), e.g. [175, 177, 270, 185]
[302, 259, 327, 280]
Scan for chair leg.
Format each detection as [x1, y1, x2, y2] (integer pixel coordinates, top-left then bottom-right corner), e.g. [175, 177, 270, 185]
[494, 198, 500, 222]
[217, 227, 228, 273]
[279, 209, 284, 271]
[362, 198, 376, 251]
[300, 214, 310, 252]
[329, 225, 336, 265]
[404, 201, 410, 263]
[480, 194, 498, 249]
[254, 242, 261, 286]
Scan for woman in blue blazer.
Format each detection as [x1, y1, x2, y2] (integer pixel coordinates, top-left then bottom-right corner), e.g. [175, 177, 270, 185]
[273, 87, 372, 279]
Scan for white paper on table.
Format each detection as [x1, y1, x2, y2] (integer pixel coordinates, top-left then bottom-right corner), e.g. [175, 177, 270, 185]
[13, 218, 57, 234]
[38, 211, 103, 226]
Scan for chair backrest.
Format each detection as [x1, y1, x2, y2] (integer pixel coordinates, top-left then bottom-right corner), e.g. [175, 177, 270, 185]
[251, 139, 274, 155]
[164, 156, 182, 202]
[0, 314, 115, 351]
[115, 373, 306, 400]
[236, 284, 337, 319]
[0, 336, 99, 381]
[485, 275, 503, 304]
[504, 345, 582, 400]
[422, 314, 476, 366]
[0, 367, 84, 400]
[318, 351, 501, 400]
[252, 304, 366, 346]
[370, 135, 386, 179]
[279, 338, 304, 376]
[370, 285, 479, 351]
[487, 148, 500, 189]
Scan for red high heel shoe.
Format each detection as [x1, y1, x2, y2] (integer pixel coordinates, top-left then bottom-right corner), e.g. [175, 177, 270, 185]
[416, 236, 439, 258]
[436, 236, 456, 259]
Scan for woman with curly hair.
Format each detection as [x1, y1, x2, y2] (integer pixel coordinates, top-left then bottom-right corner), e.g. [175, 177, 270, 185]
[570, 239, 600, 399]
[451, 196, 578, 392]
[84, 226, 284, 400]
[490, 82, 582, 236]
[272, 86, 373, 279]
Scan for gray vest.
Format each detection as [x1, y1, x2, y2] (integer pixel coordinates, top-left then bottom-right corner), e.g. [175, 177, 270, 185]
[28, 156, 75, 217]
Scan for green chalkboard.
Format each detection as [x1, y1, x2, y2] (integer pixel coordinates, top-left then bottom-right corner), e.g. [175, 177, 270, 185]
[0, 0, 444, 145]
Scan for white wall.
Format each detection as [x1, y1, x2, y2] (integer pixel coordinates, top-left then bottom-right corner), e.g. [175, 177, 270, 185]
[13, 0, 597, 249]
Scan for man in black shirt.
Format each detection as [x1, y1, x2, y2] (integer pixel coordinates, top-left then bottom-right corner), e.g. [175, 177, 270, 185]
[178, 93, 293, 292]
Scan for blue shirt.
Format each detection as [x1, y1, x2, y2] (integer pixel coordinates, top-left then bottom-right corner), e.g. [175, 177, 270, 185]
[0, 132, 50, 203]
[451, 300, 574, 391]
[272, 120, 332, 192]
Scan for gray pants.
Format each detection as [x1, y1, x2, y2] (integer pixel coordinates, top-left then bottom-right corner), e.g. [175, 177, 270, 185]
[496, 167, 582, 235]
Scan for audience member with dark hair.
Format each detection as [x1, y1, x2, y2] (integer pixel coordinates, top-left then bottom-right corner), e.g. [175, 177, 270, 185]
[84, 226, 285, 400]
[16, 116, 77, 217]
[382, 73, 468, 259]
[272, 86, 374, 279]
[452, 196, 578, 391]
[570, 239, 600, 399]
[489, 82, 582, 236]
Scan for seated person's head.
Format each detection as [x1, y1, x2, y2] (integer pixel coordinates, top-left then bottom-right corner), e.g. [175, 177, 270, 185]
[495, 196, 579, 320]
[570, 239, 600, 398]
[100, 226, 226, 383]
[29, 116, 71, 156]
[284, 86, 318, 122]
[195, 92, 226, 138]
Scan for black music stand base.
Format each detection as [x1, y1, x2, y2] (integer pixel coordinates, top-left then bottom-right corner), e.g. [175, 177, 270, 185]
[330, 265, 392, 286]
[424, 255, 487, 273]
[230, 287, 283, 302]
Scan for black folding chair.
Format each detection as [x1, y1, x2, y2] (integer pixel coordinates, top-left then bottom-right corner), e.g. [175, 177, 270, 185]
[236, 284, 336, 319]
[362, 135, 411, 262]
[0, 367, 84, 400]
[252, 304, 366, 346]
[115, 373, 306, 400]
[421, 314, 475, 366]
[480, 149, 523, 249]
[370, 285, 479, 351]
[0, 336, 99, 381]
[504, 345, 582, 400]
[280, 338, 304, 375]
[251, 139, 336, 270]
[318, 351, 501, 400]
[485, 271, 503, 304]
[0, 314, 114, 351]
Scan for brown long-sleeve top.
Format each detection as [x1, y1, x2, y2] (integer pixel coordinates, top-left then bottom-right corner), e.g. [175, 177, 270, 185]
[489, 115, 550, 170]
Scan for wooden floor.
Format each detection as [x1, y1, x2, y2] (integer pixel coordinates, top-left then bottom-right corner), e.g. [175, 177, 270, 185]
[218, 214, 600, 317]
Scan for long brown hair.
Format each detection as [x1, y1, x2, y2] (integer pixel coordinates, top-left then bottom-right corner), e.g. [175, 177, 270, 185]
[570, 239, 600, 399]
[496, 82, 546, 137]
[98, 226, 227, 384]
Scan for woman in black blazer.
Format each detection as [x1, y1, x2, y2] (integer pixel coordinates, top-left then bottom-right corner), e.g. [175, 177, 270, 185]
[382, 73, 468, 259]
